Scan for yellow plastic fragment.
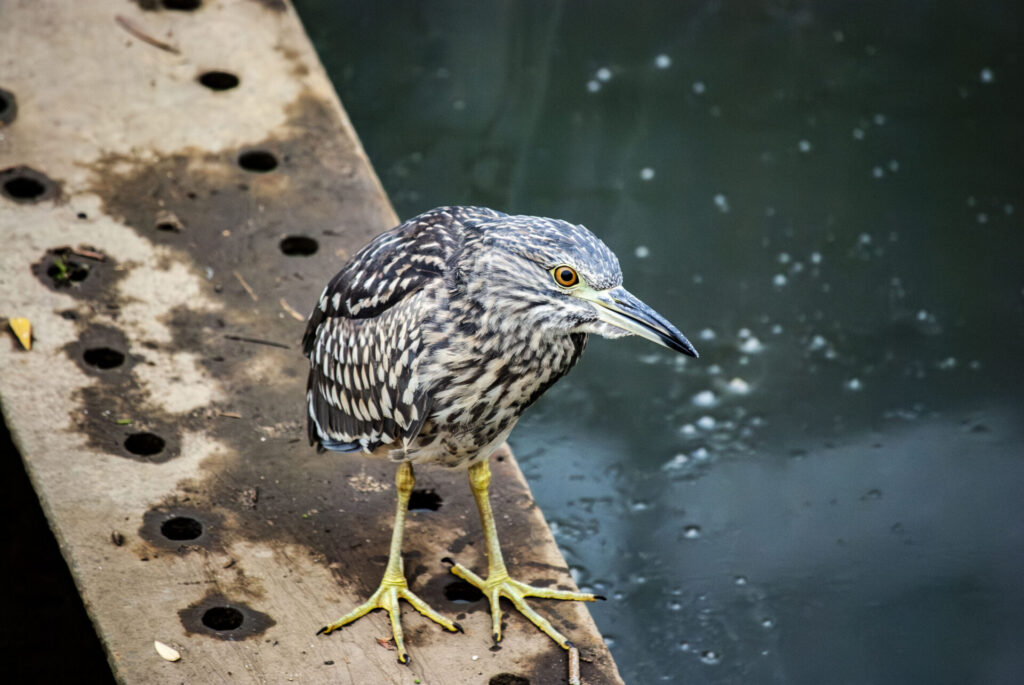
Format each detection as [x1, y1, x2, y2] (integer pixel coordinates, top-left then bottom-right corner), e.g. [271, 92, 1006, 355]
[154, 640, 180, 662]
[9, 317, 31, 350]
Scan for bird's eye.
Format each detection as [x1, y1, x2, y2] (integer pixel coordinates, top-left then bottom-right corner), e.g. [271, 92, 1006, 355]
[551, 265, 580, 288]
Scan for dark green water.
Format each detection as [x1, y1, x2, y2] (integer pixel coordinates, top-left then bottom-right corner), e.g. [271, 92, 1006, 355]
[294, 2, 1024, 682]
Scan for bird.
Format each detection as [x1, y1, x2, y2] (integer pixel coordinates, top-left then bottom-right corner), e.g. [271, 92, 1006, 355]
[304, 206, 697, 664]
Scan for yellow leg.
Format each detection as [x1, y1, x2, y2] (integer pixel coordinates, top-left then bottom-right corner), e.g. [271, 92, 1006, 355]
[317, 461, 460, 664]
[444, 459, 600, 648]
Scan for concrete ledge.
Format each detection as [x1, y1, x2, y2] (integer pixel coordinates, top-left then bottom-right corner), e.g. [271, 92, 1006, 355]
[0, 1, 622, 683]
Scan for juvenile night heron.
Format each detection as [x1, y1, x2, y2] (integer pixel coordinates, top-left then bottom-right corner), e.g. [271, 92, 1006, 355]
[305, 206, 697, 663]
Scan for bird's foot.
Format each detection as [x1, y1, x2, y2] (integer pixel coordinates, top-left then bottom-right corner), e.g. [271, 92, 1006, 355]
[443, 558, 602, 648]
[316, 574, 461, 664]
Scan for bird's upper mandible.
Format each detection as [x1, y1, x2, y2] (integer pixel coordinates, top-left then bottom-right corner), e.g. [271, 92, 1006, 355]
[303, 206, 696, 464]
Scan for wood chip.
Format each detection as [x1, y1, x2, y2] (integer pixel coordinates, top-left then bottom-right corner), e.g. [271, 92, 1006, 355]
[219, 411, 242, 419]
[279, 298, 305, 322]
[9, 317, 31, 350]
[154, 640, 181, 662]
[233, 270, 259, 302]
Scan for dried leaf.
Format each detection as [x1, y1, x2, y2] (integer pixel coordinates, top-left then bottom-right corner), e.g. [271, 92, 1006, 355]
[375, 636, 395, 651]
[154, 640, 181, 662]
[9, 317, 31, 350]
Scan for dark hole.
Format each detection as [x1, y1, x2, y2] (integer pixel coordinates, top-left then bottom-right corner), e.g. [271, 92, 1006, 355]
[238, 150, 278, 173]
[489, 675, 530, 685]
[0, 88, 14, 126]
[124, 432, 165, 456]
[198, 71, 239, 91]
[3, 176, 45, 200]
[201, 606, 244, 631]
[162, 0, 202, 10]
[77, 212, 87, 219]
[160, 516, 203, 541]
[444, 580, 484, 604]
[46, 256, 89, 286]
[279, 235, 318, 256]
[409, 489, 442, 512]
[156, 221, 179, 232]
[83, 347, 125, 369]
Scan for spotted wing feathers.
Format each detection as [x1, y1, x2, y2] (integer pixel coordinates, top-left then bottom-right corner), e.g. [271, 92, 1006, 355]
[304, 207, 505, 453]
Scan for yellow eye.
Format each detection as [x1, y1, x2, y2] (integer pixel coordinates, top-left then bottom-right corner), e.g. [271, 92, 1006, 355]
[552, 265, 580, 287]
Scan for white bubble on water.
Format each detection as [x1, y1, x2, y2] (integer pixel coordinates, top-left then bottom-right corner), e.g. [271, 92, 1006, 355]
[810, 251, 822, 264]
[727, 377, 751, 394]
[798, 139, 813, 153]
[700, 650, 720, 665]
[692, 447, 709, 460]
[680, 423, 697, 436]
[778, 252, 791, 264]
[587, 80, 601, 93]
[977, 213, 988, 224]
[692, 390, 718, 407]
[635, 244, 650, 258]
[845, 378, 863, 391]
[740, 336, 764, 353]
[697, 415, 716, 430]
[873, 113, 887, 125]
[596, 67, 613, 82]
[683, 525, 702, 539]
[872, 166, 885, 179]
[692, 81, 706, 95]
[663, 453, 690, 469]
[808, 334, 828, 351]
[734, 575, 748, 586]
[654, 54, 672, 69]
[852, 127, 865, 140]
[713, 193, 730, 212]
[639, 167, 655, 181]
[772, 273, 788, 287]
[700, 328, 717, 340]
[980, 67, 995, 84]
[889, 159, 900, 172]
[1004, 203, 1015, 215]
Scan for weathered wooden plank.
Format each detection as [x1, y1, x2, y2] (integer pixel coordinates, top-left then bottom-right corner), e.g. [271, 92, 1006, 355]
[0, 1, 623, 683]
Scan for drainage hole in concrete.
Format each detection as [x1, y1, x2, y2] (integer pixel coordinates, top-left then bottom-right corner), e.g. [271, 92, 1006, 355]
[125, 432, 165, 456]
[279, 235, 318, 256]
[162, 0, 202, 10]
[198, 71, 240, 91]
[238, 150, 278, 173]
[0, 87, 15, 125]
[202, 606, 244, 631]
[46, 255, 90, 285]
[3, 175, 45, 201]
[409, 489, 443, 512]
[443, 580, 484, 604]
[490, 675, 530, 685]
[161, 516, 203, 541]
[83, 347, 126, 369]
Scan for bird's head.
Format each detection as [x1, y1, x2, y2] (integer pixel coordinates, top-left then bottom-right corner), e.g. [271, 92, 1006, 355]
[456, 214, 698, 358]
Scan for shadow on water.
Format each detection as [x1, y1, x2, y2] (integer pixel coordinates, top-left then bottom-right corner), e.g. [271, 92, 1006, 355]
[295, 1, 1024, 682]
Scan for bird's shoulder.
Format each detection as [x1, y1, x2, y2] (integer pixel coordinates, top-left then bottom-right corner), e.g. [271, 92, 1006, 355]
[303, 206, 504, 355]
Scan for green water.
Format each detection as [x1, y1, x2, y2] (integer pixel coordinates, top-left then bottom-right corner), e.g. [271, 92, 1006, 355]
[294, 2, 1024, 682]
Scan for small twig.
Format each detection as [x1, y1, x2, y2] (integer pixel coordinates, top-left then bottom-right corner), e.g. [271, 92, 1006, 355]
[114, 15, 180, 54]
[234, 270, 259, 302]
[224, 334, 290, 349]
[72, 246, 107, 261]
[218, 411, 242, 419]
[279, 298, 306, 322]
[568, 645, 581, 685]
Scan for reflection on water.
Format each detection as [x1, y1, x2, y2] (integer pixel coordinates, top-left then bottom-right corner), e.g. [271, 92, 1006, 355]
[295, 1, 1024, 682]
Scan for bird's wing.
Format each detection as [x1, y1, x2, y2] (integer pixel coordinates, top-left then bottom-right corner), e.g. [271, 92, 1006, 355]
[303, 206, 505, 452]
